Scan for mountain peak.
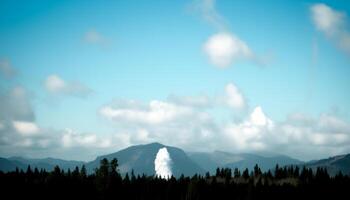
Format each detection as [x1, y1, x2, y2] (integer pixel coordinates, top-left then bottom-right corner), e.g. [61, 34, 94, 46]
[144, 142, 165, 148]
[86, 142, 204, 176]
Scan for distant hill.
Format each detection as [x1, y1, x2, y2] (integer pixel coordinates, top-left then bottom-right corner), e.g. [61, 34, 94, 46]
[86, 142, 205, 177]
[302, 154, 350, 175]
[0, 157, 85, 172]
[188, 151, 303, 173]
[0, 157, 27, 172]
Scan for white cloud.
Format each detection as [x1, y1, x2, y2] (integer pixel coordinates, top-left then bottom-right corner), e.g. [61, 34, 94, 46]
[204, 32, 254, 68]
[100, 100, 194, 125]
[224, 82, 245, 109]
[311, 4, 344, 35]
[0, 59, 16, 78]
[0, 86, 35, 121]
[45, 74, 66, 92]
[61, 129, 111, 148]
[250, 106, 273, 127]
[97, 81, 350, 160]
[318, 113, 350, 132]
[1, 83, 350, 161]
[168, 82, 246, 110]
[192, 0, 258, 68]
[167, 94, 211, 108]
[100, 98, 218, 152]
[311, 3, 350, 54]
[44, 74, 92, 98]
[12, 121, 40, 136]
[0, 86, 113, 161]
[223, 106, 273, 151]
[0, 86, 40, 150]
[222, 107, 350, 159]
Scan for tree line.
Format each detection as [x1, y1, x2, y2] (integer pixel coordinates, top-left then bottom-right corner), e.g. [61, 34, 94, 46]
[0, 158, 349, 200]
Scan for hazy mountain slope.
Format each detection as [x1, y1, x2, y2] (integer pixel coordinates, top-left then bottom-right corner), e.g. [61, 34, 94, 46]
[188, 151, 303, 173]
[187, 151, 243, 173]
[302, 154, 350, 175]
[225, 154, 303, 171]
[0, 157, 27, 172]
[0, 157, 85, 172]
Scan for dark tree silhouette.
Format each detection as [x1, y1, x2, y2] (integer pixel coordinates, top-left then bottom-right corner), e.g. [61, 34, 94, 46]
[0, 158, 349, 200]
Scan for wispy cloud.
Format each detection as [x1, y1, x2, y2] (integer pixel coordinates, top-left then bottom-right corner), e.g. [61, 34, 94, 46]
[44, 74, 93, 98]
[83, 29, 110, 47]
[191, 0, 227, 30]
[0, 86, 35, 121]
[311, 3, 350, 55]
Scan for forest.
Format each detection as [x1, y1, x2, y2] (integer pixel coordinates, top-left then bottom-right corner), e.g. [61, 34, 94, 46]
[0, 158, 349, 200]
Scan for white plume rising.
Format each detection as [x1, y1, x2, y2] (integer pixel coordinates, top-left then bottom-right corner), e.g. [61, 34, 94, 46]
[154, 147, 172, 179]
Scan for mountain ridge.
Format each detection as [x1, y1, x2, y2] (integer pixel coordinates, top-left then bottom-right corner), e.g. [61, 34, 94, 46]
[1, 142, 349, 176]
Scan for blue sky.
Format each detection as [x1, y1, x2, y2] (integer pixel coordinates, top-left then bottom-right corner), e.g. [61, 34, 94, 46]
[1, 0, 350, 161]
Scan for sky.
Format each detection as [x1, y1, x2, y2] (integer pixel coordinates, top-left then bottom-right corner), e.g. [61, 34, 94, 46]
[1, 0, 350, 161]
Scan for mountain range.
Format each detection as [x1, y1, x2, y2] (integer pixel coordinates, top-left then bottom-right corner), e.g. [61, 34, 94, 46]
[302, 153, 350, 175]
[188, 151, 303, 173]
[1, 142, 349, 176]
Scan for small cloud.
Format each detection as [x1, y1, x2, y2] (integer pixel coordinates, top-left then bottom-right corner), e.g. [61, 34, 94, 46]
[61, 129, 111, 148]
[83, 29, 110, 47]
[311, 4, 344, 36]
[44, 74, 92, 98]
[100, 100, 194, 125]
[0, 59, 16, 79]
[310, 3, 350, 55]
[12, 121, 40, 136]
[191, 0, 260, 68]
[204, 32, 254, 68]
[190, 0, 227, 30]
[224, 82, 246, 109]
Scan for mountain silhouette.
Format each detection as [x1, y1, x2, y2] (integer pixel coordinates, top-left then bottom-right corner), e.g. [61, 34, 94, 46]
[1, 142, 350, 176]
[86, 142, 205, 177]
[188, 151, 303, 173]
[302, 154, 350, 175]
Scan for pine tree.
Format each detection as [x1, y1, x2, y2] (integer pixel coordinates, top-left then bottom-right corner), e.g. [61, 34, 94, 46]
[80, 165, 87, 178]
[234, 168, 241, 178]
[216, 168, 221, 177]
[204, 172, 209, 179]
[72, 166, 80, 177]
[254, 164, 261, 177]
[110, 158, 119, 174]
[243, 168, 249, 179]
